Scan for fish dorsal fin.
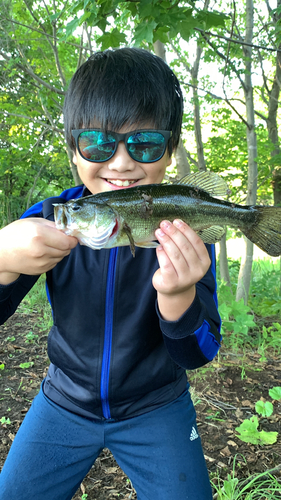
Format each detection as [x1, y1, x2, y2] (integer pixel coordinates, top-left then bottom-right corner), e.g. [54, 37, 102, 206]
[197, 226, 226, 244]
[176, 171, 229, 197]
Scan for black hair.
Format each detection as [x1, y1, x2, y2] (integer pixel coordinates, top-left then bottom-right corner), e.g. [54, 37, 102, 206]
[63, 48, 183, 156]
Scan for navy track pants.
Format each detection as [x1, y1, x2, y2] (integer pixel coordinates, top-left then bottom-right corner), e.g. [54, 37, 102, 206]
[0, 384, 212, 499]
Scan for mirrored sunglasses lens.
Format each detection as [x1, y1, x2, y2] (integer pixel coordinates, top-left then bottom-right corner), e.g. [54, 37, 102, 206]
[127, 132, 165, 162]
[78, 131, 116, 161]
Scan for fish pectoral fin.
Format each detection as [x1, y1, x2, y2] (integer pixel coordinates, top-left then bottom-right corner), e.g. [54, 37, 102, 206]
[123, 223, 136, 257]
[197, 226, 225, 244]
[135, 241, 160, 249]
[177, 171, 229, 197]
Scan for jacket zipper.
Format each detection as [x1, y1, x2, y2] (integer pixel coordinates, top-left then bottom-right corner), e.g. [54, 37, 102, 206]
[100, 247, 118, 419]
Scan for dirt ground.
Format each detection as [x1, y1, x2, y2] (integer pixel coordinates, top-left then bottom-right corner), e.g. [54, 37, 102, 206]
[0, 310, 280, 499]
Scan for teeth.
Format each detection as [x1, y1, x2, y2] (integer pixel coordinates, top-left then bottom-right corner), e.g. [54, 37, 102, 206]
[107, 179, 136, 187]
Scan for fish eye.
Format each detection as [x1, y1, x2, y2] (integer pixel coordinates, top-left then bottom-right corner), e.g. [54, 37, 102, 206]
[72, 204, 81, 212]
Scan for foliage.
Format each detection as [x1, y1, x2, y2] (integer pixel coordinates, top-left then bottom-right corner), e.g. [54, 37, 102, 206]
[217, 257, 281, 354]
[18, 275, 53, 331]
[60, 0, 227, 49]
[269, 386, 281, 400]
[235, 387, 280, 446]
[0, 417, 11, 425]
[235, 415, 278, 445]
[204, 112, 276, 205]
[255, 399, 273, 418]
[212, 456, 281, 499]
[248, 259, 281, 318]
[19, 361, 34, 369]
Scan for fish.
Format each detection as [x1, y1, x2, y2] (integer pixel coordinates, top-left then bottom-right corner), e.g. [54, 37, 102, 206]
[53, 171, 281, 257]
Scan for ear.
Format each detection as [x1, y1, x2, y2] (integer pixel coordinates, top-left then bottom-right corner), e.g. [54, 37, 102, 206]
[72, 151, 78, 165]
[166, 154, 172, 167]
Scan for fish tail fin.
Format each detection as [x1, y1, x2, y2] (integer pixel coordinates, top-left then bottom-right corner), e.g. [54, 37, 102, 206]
[240, 206, 281, 256]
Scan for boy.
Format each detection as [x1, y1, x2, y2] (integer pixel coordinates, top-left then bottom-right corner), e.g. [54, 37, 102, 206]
[0, 48, 221, 499]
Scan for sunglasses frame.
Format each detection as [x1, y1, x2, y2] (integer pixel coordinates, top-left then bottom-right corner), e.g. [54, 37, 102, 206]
[71, 129, 172, 163]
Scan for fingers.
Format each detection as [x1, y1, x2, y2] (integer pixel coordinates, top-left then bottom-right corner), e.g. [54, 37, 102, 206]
[156, 220, 210, 269]
[0, 218, 78, 277]
[27, 218, 78, 252]
[153, 219, 211, 295]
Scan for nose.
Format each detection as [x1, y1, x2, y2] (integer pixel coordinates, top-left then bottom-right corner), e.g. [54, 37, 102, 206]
[107, 142, 136, 172]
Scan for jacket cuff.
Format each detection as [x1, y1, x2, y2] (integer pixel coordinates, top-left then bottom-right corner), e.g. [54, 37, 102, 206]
[0, 278, 21, 301]
[156, 292, 203, 339]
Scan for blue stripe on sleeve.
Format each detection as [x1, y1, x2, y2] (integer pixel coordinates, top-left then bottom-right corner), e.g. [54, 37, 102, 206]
[194, 320, 221, 360]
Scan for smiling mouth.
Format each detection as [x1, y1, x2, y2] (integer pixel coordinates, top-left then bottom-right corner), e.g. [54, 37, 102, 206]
[106, 179, 138, 187]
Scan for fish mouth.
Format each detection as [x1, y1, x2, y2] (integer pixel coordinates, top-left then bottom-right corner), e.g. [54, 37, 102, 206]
[54, 204, 69, 229]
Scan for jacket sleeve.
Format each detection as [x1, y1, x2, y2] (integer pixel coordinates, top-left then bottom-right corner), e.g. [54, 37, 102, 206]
[0, 197, 58, 326]
[157, 244, 221, 370]
[0, 191, 82, 326]
[0, 274, 40, 325]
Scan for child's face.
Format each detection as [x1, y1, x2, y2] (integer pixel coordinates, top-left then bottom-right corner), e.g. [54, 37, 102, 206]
[72, 125, 172, 195]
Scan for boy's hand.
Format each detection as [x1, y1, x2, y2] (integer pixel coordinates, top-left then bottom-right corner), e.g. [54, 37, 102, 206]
[0, 218, 78, 284]
[153, 220, 211, 321]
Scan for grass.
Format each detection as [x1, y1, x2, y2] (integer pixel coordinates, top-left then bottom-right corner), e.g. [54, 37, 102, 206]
[18, 275, 53, 331]
[212, 456, 281, 499]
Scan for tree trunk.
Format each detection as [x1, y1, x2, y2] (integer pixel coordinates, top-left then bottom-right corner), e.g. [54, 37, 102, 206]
[191, 45, 207, 172]
[266, 0, 281, 205]
[153, 40, 190, 177]
[219, 233, 232, 288]
[272, 168, 281, 206]
[236, 0, 258, 305]
[174, 138, 190, 177]
[265, 0, 281, 292]
[66, 145, 81, 186]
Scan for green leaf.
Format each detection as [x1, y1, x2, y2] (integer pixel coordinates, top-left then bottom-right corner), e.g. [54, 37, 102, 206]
[133, 20, 157, 46]
[49, 13, 61, 22]
[255, 400, 273, 417]
[218, 302, 231, 320]
[19, 362, 34, 369]
[179, 18, 197, 42]
[154, 26, 170, 44]
[78, 11, 92, 24]
[269, 386, 281, 401]
[223, 476, 238, 496]
[258, 430, 278, 445]
[96, 18, 107, 32]
[97, 28, 127, 50]
[0, 417, 11, 425]
[63, 17, 80, 39]
[196, 11, 228, 30]
[139, 2, 160, 19]
[0, 364, 5, 370]
[236, 416, 278, 445]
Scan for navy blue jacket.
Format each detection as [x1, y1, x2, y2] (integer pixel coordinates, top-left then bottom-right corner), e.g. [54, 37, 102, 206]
[0, 186, 221, 420]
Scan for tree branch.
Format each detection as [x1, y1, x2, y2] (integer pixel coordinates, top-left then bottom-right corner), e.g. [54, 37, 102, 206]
[0, 110, 63, 134]
[1, 16, 88, 50]
[194, 26, 281, 53]
[199, 30, 246, 92]
[180, 81, 267, 122]
[0, 51, 65, 95]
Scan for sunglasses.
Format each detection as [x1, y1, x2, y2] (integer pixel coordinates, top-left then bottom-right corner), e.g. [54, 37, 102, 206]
[71, 129, 172, 163]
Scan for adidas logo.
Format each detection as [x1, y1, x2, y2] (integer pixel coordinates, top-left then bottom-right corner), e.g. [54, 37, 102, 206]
[190, 426, 199, 441]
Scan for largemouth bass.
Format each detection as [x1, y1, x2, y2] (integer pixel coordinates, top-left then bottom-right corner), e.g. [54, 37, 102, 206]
[54, 172, 281, 257]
